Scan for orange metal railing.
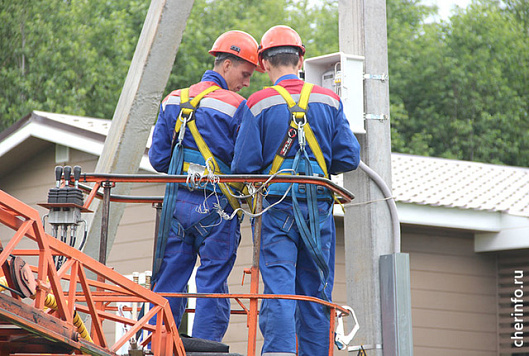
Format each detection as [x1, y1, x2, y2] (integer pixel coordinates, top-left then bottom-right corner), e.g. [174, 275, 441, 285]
[0, 172, 355, 356]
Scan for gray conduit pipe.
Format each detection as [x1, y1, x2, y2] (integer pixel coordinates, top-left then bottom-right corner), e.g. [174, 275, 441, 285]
[358, 160, 401, 253]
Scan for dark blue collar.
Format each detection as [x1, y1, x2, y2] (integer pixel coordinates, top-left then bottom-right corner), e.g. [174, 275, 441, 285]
[274, 74, 299, 85]
[202, 70, 229, 90]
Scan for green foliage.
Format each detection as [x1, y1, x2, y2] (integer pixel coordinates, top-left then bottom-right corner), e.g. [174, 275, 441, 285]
[387, 0, 529, 167]
[503, 0, 529, 33]
[0, 0, 148, 131]
[0, 0, 338, 132]
[1, 0, 528, 167]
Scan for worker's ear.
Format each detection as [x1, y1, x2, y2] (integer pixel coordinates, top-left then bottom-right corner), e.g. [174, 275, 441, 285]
[262, 59, 271, 72]
[222, 58, 233, 73]
[297, 55, 304, 71]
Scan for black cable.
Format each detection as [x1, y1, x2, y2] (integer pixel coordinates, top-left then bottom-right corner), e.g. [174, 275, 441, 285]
[0, 283, 24, 297]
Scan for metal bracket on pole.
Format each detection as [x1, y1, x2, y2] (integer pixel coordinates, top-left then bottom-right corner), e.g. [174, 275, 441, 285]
[364, 73, 388, 82]
[99, 181, 113, 266]
[379, 253, 414, 356]
[364, 114, 389, 121]
[349, 344, 383, 351]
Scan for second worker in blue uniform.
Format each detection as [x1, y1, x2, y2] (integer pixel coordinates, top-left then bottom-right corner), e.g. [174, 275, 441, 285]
[232, 25, 361, 356]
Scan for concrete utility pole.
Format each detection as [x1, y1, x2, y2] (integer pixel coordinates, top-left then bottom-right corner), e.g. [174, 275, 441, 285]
[339, 0, 394, 354]
[83, 0, 195, 262]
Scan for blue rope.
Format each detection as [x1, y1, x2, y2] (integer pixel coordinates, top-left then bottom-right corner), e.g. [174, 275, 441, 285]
[291, 147, 330, 301]
[152, 142, 184, 284]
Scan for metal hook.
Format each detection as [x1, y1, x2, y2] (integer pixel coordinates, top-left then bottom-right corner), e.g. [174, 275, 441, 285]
[295, 114, 307, 150]
[335, 305, 360, 350]
[177, 111, 192, 143]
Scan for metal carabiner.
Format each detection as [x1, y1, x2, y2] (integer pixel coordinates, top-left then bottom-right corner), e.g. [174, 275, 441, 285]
[295, 114, 307, 150]
[335, 305, 360, 350]
[177, 111, 192, 144]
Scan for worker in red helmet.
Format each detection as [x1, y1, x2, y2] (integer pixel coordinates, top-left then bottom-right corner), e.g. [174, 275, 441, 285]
[148, 30, 260, 343]
[232, 25, 361, 355]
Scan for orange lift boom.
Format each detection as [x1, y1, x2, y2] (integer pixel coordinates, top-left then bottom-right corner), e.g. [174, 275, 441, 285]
[0, 172, 355, 356]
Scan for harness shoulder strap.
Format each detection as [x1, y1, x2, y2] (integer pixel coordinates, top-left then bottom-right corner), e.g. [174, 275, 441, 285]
[173, 85, 220, 134]
[304, 123, 328, 178]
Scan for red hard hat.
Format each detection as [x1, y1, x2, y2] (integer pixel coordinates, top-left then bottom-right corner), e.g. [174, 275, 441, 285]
[258, 25, 305, 68]
[209, 30, 261, 69]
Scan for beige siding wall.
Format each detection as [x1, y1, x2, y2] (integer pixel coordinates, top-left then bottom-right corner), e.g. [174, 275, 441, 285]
[0, 144, 500, 355]
[403, 226, 498, 356]
[0, 145, 97, 251]
[108, 181, 165, 275]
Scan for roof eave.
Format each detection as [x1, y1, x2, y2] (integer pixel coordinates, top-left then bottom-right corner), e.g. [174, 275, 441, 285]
[0, 111, 156, 173]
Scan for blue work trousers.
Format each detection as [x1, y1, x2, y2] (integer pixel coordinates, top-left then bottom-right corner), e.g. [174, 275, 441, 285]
[258, 199, 335, 356]
[151, 189, 240, 341]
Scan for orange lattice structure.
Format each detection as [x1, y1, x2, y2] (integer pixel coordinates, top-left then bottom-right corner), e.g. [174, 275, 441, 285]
[0, 188, 185, 355]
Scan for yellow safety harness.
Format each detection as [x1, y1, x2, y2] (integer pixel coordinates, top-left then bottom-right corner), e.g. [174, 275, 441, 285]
[268, 82, 345, 211]
[173, 86, 243, 218]
[154, 85, 245, 284]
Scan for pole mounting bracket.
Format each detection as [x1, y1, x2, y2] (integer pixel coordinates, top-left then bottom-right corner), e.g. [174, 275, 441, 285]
[364, 73, 388, 82]
[364, 114, 389, 121]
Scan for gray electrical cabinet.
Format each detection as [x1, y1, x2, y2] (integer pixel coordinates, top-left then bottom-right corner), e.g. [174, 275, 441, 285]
[304, 52, 365, 133]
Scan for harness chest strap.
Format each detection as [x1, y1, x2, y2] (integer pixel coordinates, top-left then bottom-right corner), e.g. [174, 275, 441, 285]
[268, 83, 329, 178]
[174, 86, 243, 217]
[270, 83, 347, 211]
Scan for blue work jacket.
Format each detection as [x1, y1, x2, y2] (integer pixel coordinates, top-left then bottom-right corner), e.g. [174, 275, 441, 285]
[149, 70, 246, 175]
[232, 74, 360, 197]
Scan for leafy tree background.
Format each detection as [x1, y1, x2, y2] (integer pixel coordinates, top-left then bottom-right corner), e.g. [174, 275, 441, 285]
[388, 0, 529, 166]
[1, 0, 528, 167]
[0, 0, 148, 128]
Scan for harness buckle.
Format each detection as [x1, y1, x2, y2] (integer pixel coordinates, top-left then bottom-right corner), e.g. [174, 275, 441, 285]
[289, 104, 306, 116]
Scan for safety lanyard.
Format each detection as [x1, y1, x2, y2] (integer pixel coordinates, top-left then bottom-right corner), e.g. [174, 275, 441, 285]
[268, 83, 328, 178]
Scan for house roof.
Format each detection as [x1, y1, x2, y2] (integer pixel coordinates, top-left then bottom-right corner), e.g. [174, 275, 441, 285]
[30, 110, 112, 136]
[392, 153, 529, 218]
[2, 111, 529, 220]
